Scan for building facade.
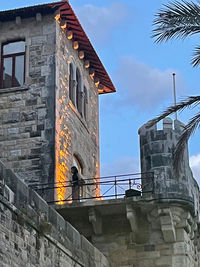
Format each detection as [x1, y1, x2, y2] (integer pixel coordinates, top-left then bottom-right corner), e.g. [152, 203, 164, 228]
[0, 0, 115, 203]
[1, 2, 200, 267]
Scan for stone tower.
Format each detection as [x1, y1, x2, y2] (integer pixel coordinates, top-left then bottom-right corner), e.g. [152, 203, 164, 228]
[139, 118, 199, 212]
[137, 118, 200, 266]
[0, 1, 115, 203]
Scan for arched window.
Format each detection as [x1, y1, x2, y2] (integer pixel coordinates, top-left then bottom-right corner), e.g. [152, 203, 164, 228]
[83, 86, 88, 121]
[73, 155, 83, 175]
[72, 155, 85, 199]
[76, 68, 82, 116]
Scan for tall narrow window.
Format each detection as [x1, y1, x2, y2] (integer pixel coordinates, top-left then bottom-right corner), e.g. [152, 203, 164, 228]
[76, 68, 82, 115]
[0, 40, 25, 89]
[83, 86, 88, 121]
[69, 63, 75, 105]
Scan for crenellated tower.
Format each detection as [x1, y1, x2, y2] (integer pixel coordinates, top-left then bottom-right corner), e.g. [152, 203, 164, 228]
[139, 117, 200, 220]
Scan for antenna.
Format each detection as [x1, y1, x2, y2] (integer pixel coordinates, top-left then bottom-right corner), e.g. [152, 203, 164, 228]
[172, 73, 177, 120]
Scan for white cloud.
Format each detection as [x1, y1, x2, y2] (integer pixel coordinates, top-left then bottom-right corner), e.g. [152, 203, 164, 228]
[190, 154, 200, 185]
[114, 57, 186, 110]
[75, 3, 127, 44]
[101, 156, 140, 177]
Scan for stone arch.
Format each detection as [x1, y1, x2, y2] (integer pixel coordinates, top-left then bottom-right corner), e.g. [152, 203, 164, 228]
[73, 153, 85, 175]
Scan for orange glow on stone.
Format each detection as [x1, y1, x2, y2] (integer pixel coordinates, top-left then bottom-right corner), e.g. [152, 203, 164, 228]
[95, 162, 101, 199]
[55, 78, 72, 205]
[55, 13, 61, 21]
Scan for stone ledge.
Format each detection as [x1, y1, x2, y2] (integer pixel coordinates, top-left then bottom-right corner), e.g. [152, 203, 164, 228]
[0, 85, 29, 94]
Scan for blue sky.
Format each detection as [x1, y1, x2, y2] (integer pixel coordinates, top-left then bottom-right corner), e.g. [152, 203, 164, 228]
[2, 0, 200, 181]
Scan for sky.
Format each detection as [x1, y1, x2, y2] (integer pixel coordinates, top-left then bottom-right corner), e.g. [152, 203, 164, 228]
[1, 0, 200, 183]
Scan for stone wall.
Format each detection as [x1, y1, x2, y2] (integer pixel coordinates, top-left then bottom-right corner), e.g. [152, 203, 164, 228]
[0, 15, 56, 185]
[0, 160, 109, 267]
[54, 21, 100, 201]
[56, 195, 200, 267]
[0, 11, 100, 200]
[95, 204, 199, 267]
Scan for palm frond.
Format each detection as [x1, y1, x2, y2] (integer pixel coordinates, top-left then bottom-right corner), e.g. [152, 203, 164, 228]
[191, 45, 200, 66]
[147, 95, 200, 127]
[173, 111, 200, 175]
[152, 1, 200, 42]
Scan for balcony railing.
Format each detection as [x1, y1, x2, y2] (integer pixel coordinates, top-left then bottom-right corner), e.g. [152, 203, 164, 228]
[30, 172, 154, 204]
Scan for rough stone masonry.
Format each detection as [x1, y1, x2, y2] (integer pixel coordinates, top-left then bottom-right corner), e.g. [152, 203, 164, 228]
[0, 160, 109, 267]
[0, 1, 104, 200]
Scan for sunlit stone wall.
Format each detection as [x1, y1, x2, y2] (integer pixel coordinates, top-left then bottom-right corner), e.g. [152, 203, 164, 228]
[55, 22, 100, 202]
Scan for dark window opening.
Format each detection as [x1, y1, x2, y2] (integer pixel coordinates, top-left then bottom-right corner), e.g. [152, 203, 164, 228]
[0, 40, 25, 89]
[76, 68, 82, 115]
[69, 63, 75, 105]
[83, 86, 88, 120]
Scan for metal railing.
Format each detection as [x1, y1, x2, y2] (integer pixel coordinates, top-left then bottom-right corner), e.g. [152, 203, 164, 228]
[30, 172, 154, 204]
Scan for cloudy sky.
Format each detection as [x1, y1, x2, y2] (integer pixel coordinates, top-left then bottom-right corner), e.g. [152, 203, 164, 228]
[2, 0, 200, 183]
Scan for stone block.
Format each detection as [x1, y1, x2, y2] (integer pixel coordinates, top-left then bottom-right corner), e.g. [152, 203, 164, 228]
[151, 142, 164, 154]
[3, 112, 20, 124]
[138, 259, 156, 267]
[8, 128, 19, 135]
[136, 251, 160, 259]
[163, 118, 173, 129]
[176, 229, 189, 242]
[172, 255, 189, 267]
[152, 154, 171, 168]
[155, 256, 172, 266]
[31, 36, 47, 45]
[10, 150, 21, 156]
[37, 108, 47, 120]
[43, 23, 55, 35]
[173, 242, 186, 255]
[161, 224, 176, 243]
[41, 66, 52, 77]
[48, 206, 58, 227]
[81, 235, 94, 256]
[66, 221, 81, 249]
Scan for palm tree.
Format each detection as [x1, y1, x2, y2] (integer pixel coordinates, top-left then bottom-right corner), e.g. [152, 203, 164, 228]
[149, 0, 200, 174]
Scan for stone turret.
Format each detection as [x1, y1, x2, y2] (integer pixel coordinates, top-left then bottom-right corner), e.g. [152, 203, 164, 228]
[139, 118, 200, 219]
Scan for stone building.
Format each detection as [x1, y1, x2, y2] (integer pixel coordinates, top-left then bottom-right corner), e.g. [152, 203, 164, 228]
[56, 118, 200, 267]
[1, 1, 200, 267]
[0, 0, 115, 203]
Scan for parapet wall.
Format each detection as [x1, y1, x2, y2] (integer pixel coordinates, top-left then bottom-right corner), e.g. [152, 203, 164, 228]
[138, 118, 200, 220]
[0, 160, 109, 267]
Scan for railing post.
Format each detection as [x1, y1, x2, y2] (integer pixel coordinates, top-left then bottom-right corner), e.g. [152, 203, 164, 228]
[114, 176, 117, 199]
[129, 179, 131, 189]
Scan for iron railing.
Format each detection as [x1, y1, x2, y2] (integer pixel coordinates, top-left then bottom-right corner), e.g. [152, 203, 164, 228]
[30, 172, 154, 204]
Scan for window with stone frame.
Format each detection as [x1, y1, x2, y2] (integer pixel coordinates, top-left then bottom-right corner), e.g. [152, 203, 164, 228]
[69, 65, 88, 121]
[0, 40, 25, 89]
